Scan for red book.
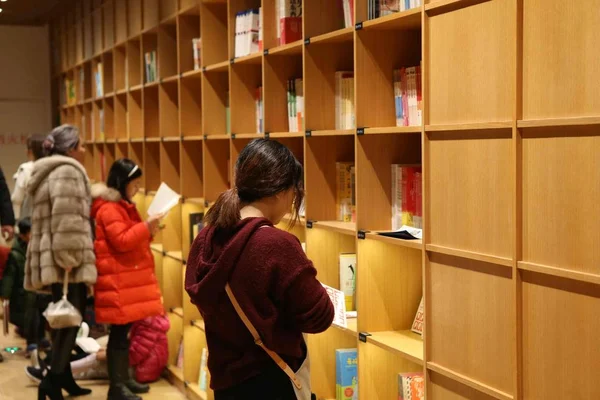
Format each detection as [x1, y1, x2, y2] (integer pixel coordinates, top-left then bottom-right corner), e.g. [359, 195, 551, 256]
[280, 17, 302, 45]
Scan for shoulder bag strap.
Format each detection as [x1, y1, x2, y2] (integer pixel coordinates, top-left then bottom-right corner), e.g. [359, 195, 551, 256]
[224, 283, 302, 390]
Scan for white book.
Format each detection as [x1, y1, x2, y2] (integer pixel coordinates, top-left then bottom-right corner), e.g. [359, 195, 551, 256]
[147, 182, 181, 217]
[295, 78, 303, 132]
[234, 13, 241, 57]
[276, 0, 281, 40]
[251, 9, 260, 54]
[340, 253, 357, 312]
[258, 7, 263, 50]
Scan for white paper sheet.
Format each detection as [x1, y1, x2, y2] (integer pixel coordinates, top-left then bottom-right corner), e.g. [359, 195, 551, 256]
[322, 283, 347, 329]
[147, 182, 181, 217]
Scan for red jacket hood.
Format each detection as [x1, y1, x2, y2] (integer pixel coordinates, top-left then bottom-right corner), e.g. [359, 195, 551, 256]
[90, 183, 135, 218]
[185, 217, 272, 315]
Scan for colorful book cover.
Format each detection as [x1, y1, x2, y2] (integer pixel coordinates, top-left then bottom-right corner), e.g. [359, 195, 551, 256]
[280, 17, 302, 44]
[193, 38, 201, 70]
[398, 372, 424, 399]
[411, 297, 424, 335]
[339, 253, 357, 312]
[197, 347, 209, 390]
[336, 349, 358, 400]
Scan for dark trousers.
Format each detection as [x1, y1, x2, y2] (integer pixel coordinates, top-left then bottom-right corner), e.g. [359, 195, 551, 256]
[214, 364, 296, 400]
[108, 323, 131, 351]
[49, 282, 87, 374]
[24, 293, 51, 346]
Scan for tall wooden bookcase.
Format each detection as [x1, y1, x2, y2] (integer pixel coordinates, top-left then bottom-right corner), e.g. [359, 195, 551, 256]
[51, 0, 600, 399]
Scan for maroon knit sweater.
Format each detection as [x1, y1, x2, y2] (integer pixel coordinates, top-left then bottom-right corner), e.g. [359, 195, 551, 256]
[185, 217, 334, 391]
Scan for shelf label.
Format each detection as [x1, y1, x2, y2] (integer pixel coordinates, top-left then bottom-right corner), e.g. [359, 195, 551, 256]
[264, 132, 270, 139]
[203, 134, 208, 140]
[355, 22, 363, 30]
[306, 220, 313, 228]
[357, 230, 366, 239]
[263, 49, 269, 56]
[202, 66, 207, 72]
[305, 130, 312, 137]
[231, 133, 236, 139]
[230, 58, 235, 65]
[358, 332, 372, 343]
[304, 38, 311, 45]
[356, 127, 365, 135]
[322, 284, 347, 329]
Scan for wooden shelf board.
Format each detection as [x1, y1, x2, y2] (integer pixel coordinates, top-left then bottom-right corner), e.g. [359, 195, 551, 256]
[268, 132, 305, 138]
[145, 80, 160, 88]
[146, 137, 161, 142]
[204, 134, 230, 140]
[425, 121, 512, 132]
[166, 365, 184, 382]
[163, 136, 181, 142]
[310, 27, 354, 44]
[234, 133, 262, 139]
[310, 129, 355, 137]
[517, 116, 600, 129]
[105, 138, 117, 144]
[105, 91, 115, 98]
[192, 319, 206, 332]
[182, 69, 203, 79]
[162, 75, 179, 83]
[94, 96, 103, 102]
[365, 232, 423, 250]
[142, 25, 159, 35]
[183, 135, 205, 141]
[234, 52, 262, 65]
[130, 137, 145, 143]
[161, 13, 178, 25]
[364, 126, 421, 135]
[425, 0, 492, 16]
[204, 60, 230, 72]
[268, 40, 303, 56]
[129, 84, 143, 92]
[171, 307, 184, 318]
[426, 362, 513, 400]
[368, 330, 424, 366]
[518, 261, 600, 286]
[426, 244, 513, 267]
[187, 384, 208, 400]
[166, 251, 185, 262]
[116, 88, 127, 96]
[179, 3, 200, 16]
[362, 8, 422, 31]
[313, 220, 356, 236]
[150, 243, 164, 253]
[333, 318, 358, 338]
[84, 98, 94, 104]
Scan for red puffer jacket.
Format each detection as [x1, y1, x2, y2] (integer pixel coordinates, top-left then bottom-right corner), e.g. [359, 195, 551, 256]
[91, 183, 163, 325]
[129, 315, 170, 383]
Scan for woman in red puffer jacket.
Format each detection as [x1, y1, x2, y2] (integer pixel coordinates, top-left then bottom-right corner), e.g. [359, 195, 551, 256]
[129, 315, 170, 383]
[91, 159, 165, 400]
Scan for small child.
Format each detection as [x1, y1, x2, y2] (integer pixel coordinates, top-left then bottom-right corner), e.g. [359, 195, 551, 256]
[1, 218, 33, 339]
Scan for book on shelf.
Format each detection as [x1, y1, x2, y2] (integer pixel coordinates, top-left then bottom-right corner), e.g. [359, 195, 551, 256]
[197, 347, 209, 391]
[277, 0, 302, 45]
[336, 162, 356, 222]
[340, 253, 357, 312]
[339, 0, 355, 28]
[391, 164, 422, 230]
[378, 225, 422, 240]
[258, 7, 263, 51]
[369, 0, 422, 20]
[234, 9, 260, 58]
[225, 91, 231, 134]
[393, 65, 422, 127]
[322, 284, 347, 329]
[176, 338, 184, 369]
[411, 297, 424, 335]
[336, 349, 358, 400]
[79, 68, 85, 101]
[144, 51, 157, 83]
[95, 63, 103, 98]
[255, 86, 264, 133]
[287, 78, 304, 132]
[99, 108, 105, 142]
[65, 77, 76, 106]
[335, 71, 355, 130]
[193, 38, 202, 70]
[189, 212, 205, 245]
[398, 372, 424, 400]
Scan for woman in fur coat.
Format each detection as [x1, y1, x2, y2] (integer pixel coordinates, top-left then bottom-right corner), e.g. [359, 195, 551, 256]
[91, 158, 164, 400]
[26, 124, 97, 400]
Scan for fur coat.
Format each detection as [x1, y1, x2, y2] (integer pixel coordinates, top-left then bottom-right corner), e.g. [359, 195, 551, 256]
[24, 155, 97, 291]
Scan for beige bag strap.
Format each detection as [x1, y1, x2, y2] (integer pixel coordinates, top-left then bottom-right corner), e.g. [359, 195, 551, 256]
[225, 283, 302, 390]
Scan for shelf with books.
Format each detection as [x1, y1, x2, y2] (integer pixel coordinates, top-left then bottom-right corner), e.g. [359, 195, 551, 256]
[114, 93, 128, 141]
[158, 22, 178, 80]
[142, 32, 159, 85]
[92, 57, 104, 99]
[202, 70, 230, 136]
[228, 0, 261, 60]
[230, 61, 263, 135]
[365, 232, 423, 250]
[181, 75, 203, 138]
[159, 80, 180, 138]
[113, 45, 127, 92]
[200, 2, 229, 67]
[179, 11, 202, 75]
[264, 51, 303, 134]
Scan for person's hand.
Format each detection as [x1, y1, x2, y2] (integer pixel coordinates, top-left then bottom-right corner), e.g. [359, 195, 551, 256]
[147, 214, 164, 237]
[1, 225, 14, 241]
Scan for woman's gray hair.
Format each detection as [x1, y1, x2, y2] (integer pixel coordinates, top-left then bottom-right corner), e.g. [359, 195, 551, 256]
[43, 124, 80, 156]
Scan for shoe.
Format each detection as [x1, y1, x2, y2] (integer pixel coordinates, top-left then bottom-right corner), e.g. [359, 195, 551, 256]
[125, 378, 150, 394]
[59, 363, 92, 396]
[108, 348, 142, 400]
[107, 385, 142, 400]
[26, 366, 47, 384]
[37, 372, 64, 400]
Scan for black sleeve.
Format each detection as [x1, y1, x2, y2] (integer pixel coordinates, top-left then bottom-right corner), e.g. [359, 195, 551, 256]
[0, 168, 15, 226]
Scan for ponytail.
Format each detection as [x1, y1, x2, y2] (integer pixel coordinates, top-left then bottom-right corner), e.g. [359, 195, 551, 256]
[204, 188, 240, 230]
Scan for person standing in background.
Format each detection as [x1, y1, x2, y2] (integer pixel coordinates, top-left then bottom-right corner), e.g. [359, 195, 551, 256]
[12, 134, 46, 220]
[26, 124, 97, 400]
[91, 159, 164, 400]
[0, 167, 15, 243]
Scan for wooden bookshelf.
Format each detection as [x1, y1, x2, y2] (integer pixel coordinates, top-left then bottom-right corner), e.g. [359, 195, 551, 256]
[52, 0, 600, 399]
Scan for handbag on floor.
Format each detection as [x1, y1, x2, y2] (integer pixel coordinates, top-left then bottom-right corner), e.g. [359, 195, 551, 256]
[225, 283, 312, 400]
[43, 271, 83, 329]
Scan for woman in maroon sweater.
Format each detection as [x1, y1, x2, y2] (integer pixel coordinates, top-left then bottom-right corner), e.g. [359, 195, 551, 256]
[185, 139, 334, 400]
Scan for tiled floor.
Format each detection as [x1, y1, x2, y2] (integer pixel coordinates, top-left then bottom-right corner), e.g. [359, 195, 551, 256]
[0, 323, 186, 400]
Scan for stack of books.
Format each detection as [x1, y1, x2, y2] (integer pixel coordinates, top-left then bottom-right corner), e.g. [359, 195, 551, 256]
[95, 63, 103, 98]
[336, 162, 356, 222]
[144, 51, 157, 83]
[276, 0, 302, 45]
[369, 0, 422, 19]
[340, 0, 355, 28]
[398, 372, 424, 400]
[393, 65, 422, 127]
[255, 86, 264, 133]
[391, 164, 422, 230]
[335, 72, 355, 130]
[234, 9, 260, 58]
[336, 349, 358, 400]
[287, 78, 304, 132]
[193, 38, 202, 70]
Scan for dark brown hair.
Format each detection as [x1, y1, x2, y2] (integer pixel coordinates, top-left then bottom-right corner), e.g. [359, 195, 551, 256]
[27, 134, 46, 160]
[205, 139, 304, 230]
